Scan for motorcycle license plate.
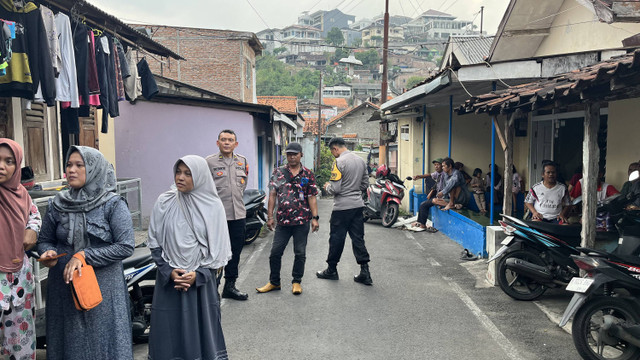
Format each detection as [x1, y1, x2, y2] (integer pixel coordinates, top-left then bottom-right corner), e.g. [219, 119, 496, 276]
[565, 277, 594, 293]
[487, 236, 514, 263]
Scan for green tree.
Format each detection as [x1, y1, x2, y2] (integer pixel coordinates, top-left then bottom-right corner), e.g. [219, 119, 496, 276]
[355, 49, 380, 71]
[406, 76, 424, 90]
[315, 143, 334, 191]
[326, 27, 344, 46]
[256, 54, 321, 98]
[273, 47, 287, 55]
[330, 47, 349, 65]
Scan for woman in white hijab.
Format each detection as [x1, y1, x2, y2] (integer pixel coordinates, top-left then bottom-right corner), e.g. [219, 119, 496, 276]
[147, 155, 232, 360]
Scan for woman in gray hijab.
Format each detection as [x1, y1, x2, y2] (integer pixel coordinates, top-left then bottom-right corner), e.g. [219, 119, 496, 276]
[37, 146, 135, 360]
[147, 155, 232, 360]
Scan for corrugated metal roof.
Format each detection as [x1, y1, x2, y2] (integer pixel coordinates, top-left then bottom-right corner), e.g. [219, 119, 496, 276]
[450, 35, 494, 65]
[458, 49, 640, 116]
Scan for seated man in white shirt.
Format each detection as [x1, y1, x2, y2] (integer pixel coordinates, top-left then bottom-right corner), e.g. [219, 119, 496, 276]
[525, 162, 571, 224]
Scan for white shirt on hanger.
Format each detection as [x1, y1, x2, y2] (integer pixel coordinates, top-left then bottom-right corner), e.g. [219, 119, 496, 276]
[54, 12, 79, 108]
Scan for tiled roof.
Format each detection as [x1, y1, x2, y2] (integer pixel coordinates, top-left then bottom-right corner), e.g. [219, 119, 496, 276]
[257, 96, 298, 115]
[323, 97, 349, 109]
[458, 49, 640, 116]
[327, 101, 380, 125]
[302, 115, 327, 134]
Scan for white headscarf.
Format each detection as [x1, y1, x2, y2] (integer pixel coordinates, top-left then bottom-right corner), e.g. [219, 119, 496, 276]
[147, 155, 231, 271]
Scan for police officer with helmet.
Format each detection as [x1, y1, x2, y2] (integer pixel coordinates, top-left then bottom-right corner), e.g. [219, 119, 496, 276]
[206, 129, 249, 300]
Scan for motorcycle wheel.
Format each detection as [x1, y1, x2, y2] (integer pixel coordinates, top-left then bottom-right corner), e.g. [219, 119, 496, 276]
[132, 285, 154, 344]
[497, 249, 547, 301]
[245, 226, 261, 245]
[572, 296, 640, 360]
[381, 203, 399, 227]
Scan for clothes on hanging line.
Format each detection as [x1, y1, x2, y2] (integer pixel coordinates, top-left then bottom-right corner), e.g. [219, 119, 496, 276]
[0, 20, 14, 75]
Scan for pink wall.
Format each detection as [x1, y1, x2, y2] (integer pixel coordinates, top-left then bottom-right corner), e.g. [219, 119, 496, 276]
[114, 101, 266, 219]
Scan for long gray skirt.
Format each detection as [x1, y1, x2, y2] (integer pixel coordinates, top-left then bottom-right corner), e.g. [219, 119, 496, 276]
[148, 269, 228, 360]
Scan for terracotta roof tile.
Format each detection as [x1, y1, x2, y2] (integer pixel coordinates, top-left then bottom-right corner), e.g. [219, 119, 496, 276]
[257, 96, 298, 115]
[323, 97, 349, 109]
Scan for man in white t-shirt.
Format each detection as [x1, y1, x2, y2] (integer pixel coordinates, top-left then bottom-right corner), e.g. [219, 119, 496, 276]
[525, 162, 570, 223]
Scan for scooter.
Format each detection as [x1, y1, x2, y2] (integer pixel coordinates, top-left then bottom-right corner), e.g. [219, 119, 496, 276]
[244, 189, 267, 245]
[124, 245, 157, 344]
[558, 170, 640, 360]
[30, 244, 158, 346]
[363, 171, 408, 227]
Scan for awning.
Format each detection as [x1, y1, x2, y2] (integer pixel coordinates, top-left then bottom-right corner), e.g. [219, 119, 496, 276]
[274, 111, 297, 129]
[381, 71, 451, 112]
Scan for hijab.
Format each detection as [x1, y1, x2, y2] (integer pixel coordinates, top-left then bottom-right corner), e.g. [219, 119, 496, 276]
[147, 155, 231, 272]
[0, 138, 31, 272]
[52, 146, 117, 251]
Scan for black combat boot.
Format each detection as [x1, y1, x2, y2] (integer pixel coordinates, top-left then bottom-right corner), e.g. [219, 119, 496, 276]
[316, 265, 339, 280]
[354, 263, 373, 285]
[221, 280, 249, 300]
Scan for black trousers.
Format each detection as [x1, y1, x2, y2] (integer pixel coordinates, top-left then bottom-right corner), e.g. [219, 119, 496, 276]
[224, 218, 246, 280]
[417, 199, 436, 225]
[269, 222, 310, 285]
[326, 207, 370, 267]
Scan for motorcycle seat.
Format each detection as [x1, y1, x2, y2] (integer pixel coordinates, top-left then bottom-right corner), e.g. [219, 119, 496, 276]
[243, 189, 266, 204]
[523, 221, 583, 245]
[123, 247, 153, 269]
[371, 186, 382, 194]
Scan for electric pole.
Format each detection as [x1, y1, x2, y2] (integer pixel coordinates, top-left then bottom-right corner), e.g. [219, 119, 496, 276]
[379, 0, 390, 166]
[480, 6, 484, 37]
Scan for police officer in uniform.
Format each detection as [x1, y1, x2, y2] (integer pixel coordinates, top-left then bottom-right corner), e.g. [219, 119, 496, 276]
[206, 129, 249, 300]
[316, 137, 373, 285]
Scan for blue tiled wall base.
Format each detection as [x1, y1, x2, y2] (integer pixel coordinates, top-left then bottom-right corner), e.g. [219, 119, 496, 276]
[430, 207, 487, 257]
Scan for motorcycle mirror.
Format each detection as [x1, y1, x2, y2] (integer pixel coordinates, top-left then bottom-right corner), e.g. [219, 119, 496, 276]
[630, 170, 640, 182]
[571, 196, 582, 206]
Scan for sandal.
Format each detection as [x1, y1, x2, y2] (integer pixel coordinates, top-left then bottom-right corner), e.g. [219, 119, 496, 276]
[454, 204, 463, 210]
[425, 227, 438, 233]
[460, 249, 478, 261]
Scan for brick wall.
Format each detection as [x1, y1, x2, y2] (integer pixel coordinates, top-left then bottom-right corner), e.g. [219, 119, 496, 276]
[139, 26, 258, 103]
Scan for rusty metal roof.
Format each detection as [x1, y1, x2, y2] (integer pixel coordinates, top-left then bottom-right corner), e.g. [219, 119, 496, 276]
[457, 49, 640, 116]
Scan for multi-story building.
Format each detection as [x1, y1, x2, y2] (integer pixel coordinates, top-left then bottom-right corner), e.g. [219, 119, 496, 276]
[280, 25, 327, 55]
[298, 9, 356, 37]
[256, 28, 283, 54]
[361, 23, 404, 47]
[404, 9, 473, 42]
[137, 25, 262, 103]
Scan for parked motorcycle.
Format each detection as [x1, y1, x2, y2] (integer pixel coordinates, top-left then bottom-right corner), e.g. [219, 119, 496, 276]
[558, 170, 640, 360]
[244, 188, 267, 245]
[363, 165, 408, 227]
[30, 243, 158, 346]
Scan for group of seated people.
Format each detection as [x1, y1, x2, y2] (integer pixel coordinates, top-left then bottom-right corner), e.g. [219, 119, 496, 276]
[409, 157, 640, 232]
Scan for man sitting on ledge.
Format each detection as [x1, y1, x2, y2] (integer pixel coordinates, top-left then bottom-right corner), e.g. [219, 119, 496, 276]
[433, 157, 469, 211]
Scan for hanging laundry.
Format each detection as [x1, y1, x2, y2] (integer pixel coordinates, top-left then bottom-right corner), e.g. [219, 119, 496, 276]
[0, 21, 13, 76]
[113, 41, 125, 101]
[39, 4, 60, 77]
[137, 57, 158, 100]
[71, 20, 89, 106]
[105, 35, 118, 119]
[54, 12, 78, 107]
[114, 39, 129, 79]
[87, 30, 99, 94]
[0, 0, 56, 105]
[124, 48, 141, 101]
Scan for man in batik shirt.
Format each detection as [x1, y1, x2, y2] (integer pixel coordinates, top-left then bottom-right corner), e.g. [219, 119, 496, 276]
[256, 142, 319, 295]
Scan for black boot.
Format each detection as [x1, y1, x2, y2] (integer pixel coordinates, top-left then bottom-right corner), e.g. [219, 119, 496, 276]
[221, 280, 248, 300]
[354, 264, 373, 285]
[316, 265, 339, 280]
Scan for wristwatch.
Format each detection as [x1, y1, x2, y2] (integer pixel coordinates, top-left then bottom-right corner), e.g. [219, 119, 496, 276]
[312, 216, 320, 220]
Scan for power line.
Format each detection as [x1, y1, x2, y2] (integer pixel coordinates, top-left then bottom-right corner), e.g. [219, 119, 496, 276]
[244, 0, 272, 30]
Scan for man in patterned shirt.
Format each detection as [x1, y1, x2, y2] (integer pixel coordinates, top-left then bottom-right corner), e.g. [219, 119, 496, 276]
[256, 142, 319, 295]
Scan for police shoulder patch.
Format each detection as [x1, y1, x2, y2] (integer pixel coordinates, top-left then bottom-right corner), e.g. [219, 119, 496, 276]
[330, 161, 342, 181]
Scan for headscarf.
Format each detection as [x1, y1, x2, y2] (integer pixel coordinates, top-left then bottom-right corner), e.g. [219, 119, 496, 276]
[147, 155, 231, 272]
[0, 138, 30, 272]
[52, 146, 117, 251]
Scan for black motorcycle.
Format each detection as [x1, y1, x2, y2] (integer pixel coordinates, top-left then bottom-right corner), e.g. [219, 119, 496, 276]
[244, 189, 267, 245]
[558, 211, 640, 359]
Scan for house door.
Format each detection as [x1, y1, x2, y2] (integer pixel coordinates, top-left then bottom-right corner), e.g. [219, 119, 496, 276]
[528, 120, 553, 186]
[22, 102, 50, 182]
[0, 98, 12, 139]
[79, 107, 99, 149]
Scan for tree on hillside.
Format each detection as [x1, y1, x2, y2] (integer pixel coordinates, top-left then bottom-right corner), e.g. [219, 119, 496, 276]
[330, 47, 349, 65]
[256, 54, 321, 99]
[355, 49, 380, 71]
[326, 27, 344, 46]
[273, 47, 287, 55]
[406, 76, 424, 90]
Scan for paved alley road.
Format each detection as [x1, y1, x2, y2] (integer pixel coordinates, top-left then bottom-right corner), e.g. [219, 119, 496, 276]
[129, 198, 579, 360]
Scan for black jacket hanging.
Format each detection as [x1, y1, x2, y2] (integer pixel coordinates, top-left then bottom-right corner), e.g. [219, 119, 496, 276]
[95, 34, 110, 133]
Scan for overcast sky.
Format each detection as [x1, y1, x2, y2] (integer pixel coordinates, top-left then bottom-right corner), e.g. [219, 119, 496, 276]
[89, 0, 510, 36]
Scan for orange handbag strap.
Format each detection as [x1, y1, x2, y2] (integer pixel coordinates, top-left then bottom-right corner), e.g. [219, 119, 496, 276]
[73, 253, 87, 267]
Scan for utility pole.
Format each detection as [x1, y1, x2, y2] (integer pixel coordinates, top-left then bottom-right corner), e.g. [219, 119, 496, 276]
[315, 73, 323, 171]
[379, 0, 390, 166]
[480, 6, 484, 37]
